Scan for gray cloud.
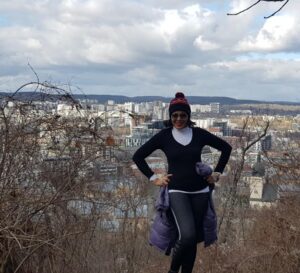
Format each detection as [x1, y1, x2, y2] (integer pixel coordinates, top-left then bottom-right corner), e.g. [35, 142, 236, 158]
[0, 0, 300, 101]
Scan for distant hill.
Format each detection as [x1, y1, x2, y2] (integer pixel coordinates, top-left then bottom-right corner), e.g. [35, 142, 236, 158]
[1, 92, 300, 106]
[75, 95, 248, 104]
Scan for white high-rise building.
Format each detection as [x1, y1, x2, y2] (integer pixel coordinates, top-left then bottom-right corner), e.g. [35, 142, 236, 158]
[210, 103, 220, 114]
[124, 102, 134, 113]
[194, 118, 215, 129]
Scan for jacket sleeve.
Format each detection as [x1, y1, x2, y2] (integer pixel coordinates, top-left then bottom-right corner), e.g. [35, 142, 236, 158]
[132, 131, 163, 179]
[200, 128, 232, 173]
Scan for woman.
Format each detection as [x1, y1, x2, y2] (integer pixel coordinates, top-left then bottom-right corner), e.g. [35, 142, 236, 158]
[132, 92, 232, 273]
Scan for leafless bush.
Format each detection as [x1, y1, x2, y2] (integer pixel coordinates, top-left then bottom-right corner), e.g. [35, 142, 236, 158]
[0, 79, 172, 273]
[218, 116, 270, 244]
[0, 81, 119, 273]
[194, 115, 300, 273]
[196, 194, 300, 273]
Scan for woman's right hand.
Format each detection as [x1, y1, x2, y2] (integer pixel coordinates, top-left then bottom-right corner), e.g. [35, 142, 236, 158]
[206, 172, 221, 184]
[152, 174, 173, 187]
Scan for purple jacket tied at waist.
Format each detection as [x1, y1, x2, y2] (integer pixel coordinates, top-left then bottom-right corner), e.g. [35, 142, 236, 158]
[149, 186, 217, 255]
[149, 185, 178, 255]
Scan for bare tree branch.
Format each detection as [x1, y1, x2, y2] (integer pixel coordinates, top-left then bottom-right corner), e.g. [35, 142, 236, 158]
[227, 0, 261, 16]
[244, 120, 270, 151]
[264, 0, 290, 18]
[227, 0, 290, 19]
[219, 117, 271, 243]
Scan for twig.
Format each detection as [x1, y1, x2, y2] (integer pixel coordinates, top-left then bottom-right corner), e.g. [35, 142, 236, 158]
[27, 62, 40, 93]
[227, 0, 290, 19]
[264, 0, 289, 18]
[244, 121, 270, 151]
[227, 0, 261, 16]
[6, 229, 23, 249]
[12, 229, 92, 273]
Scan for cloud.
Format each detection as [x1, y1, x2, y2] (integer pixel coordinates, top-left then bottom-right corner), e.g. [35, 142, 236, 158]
[194, 35, 219, 51]
[0, 1, 217, 66]
[0, 0, 300, 101]
[236, 15, 299, 52]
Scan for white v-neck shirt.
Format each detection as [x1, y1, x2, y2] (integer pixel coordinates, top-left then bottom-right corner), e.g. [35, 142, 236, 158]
[151, 126, 209, 193]
[172, 126, 193, 146]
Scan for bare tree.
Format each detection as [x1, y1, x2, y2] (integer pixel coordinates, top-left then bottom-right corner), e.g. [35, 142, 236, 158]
[195, 116, 300, 273]
[218, 116, 270, 244]
[0, 79, 118, 273]
[0, 77, 171, 273]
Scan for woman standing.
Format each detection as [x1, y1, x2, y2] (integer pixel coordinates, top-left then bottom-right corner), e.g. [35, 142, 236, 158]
[132, 92, 232, 273]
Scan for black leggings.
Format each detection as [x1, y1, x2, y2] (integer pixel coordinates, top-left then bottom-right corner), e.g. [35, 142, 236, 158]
[169, 192, 209, 273]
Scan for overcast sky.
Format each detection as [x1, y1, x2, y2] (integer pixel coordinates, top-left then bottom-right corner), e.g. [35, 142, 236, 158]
[1, 0, 300, 102]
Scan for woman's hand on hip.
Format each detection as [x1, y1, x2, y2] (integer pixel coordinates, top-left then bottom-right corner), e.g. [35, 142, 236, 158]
[206, 172, 221, 184]
[152, 174, 173, 187]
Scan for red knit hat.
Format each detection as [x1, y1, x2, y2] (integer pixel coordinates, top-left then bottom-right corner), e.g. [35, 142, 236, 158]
[169, 92, 191, 118]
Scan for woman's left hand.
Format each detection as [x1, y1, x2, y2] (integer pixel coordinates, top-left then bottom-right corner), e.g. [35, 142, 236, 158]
[206, 172, 221, 184]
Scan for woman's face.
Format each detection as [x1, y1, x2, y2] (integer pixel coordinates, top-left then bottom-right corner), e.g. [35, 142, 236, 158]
[171, 111, 189, 129]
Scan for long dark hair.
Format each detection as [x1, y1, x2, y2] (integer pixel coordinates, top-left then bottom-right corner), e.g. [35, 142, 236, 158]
[163, 119, 196, 128]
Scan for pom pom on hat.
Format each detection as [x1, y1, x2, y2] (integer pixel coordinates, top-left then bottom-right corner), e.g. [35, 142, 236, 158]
[169, 91, 191, 117]
[175, 92, 185, 99]
[170, 92, 189, 105]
